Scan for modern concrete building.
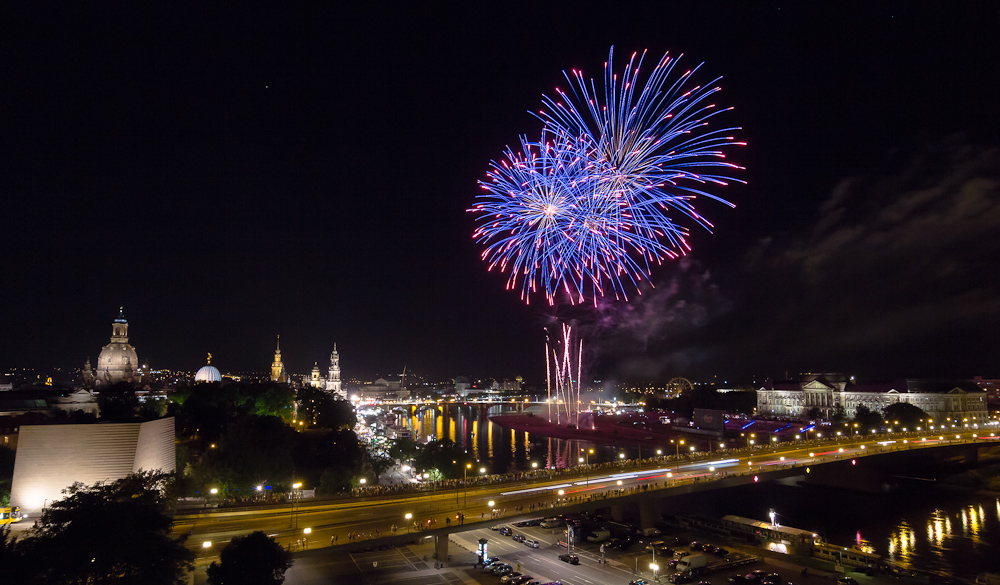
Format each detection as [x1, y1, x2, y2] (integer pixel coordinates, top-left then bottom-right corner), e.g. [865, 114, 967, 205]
[10, 417, 175, 513]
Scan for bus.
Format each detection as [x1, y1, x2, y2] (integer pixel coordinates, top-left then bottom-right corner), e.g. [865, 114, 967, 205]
[1, 506, 23, 525]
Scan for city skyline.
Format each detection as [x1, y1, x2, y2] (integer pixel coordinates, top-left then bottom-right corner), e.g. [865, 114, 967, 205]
[3, 2, 999, 382]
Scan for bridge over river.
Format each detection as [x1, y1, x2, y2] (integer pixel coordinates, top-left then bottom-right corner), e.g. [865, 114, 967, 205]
[176, 430, 1000, 559]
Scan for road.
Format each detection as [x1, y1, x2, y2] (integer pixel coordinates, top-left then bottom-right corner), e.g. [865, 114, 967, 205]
[176, 432, 994, 557]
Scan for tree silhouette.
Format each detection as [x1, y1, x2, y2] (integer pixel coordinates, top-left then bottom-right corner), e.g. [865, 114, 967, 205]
[207, 530, 292, 585]
[18, 471, 193, 584]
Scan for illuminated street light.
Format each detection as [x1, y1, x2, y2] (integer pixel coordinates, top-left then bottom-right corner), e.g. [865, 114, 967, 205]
[290, 482, 303, 529]
[359, 478, 366, 485]
[202, 541, 212, 549]
[405, 512, 413, 533]
[460, 463, 472, 507]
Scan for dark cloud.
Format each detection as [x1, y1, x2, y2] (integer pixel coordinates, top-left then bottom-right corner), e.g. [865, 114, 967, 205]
[722, 138, 1000, 378]
[553, 257, 734, 382]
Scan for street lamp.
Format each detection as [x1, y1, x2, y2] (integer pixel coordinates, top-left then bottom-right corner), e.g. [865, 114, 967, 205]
[651, 562, 660, 582]
[460, 463, 472, 506]
[290, 482, 302, 529]
[202, 541, 212, 549]
[405, 512, 413, 533]
[303, 527, 311, 549]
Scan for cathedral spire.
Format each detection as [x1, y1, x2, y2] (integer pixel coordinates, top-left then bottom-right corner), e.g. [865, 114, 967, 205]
[270, 335, 285, 382]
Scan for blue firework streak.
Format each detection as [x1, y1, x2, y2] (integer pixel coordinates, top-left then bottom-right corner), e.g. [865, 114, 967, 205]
[471, 47, 744, 306]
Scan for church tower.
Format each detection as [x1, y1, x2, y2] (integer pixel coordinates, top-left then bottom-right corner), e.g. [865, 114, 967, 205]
[270, 335, 286, 383]
[326, 343, 343, 399]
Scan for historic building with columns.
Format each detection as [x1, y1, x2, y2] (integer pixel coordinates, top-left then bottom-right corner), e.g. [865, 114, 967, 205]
[757, 374, 989, 425]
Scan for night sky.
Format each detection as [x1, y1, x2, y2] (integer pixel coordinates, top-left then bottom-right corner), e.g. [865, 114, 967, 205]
[3, 2, 999, 384]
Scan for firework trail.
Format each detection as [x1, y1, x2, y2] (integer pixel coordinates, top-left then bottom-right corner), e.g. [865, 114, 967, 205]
[471, 47, 744, 306]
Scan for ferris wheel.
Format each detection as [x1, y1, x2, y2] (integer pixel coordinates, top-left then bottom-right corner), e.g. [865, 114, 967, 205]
[666, 377, 694, 397]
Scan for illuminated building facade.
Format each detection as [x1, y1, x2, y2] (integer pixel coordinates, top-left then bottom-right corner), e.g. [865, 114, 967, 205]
[95, 308, 138, 386]
[757, 376, 989, 424]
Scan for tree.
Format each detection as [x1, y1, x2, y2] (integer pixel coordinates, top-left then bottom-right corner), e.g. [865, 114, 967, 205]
[195, 415, 297, 492]
[830, 405, 847, 424]
[295, 387, 355, 429]
[853, 404, 883, 431]
[97, 381, 140, 421]
[316, 398, 356, 430]
[806, 407, 822, 420]
[19, 471, 193, 585]
[883, 402, 927, 429]
[207, 531, 292, 585]
[0, 446, 14, 506]
[318, 466, 356, 495]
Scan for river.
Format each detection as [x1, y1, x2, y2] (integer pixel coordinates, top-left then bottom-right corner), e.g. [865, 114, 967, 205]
[681, 479, 1000, 581]
[395, 405, 1000, 579]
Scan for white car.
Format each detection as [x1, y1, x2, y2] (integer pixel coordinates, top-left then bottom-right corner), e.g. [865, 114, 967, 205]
[524, 539, 540, 548]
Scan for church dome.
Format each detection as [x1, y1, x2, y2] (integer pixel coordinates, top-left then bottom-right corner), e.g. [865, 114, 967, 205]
[96, 308, 138, 386]
[195, 352, 222, 383]
[195, 365, 221, 383]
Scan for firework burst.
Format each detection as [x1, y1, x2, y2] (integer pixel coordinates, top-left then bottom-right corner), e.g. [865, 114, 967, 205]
[471, 47, 744, 305]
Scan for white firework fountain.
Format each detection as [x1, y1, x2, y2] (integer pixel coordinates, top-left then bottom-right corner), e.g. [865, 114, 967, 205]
[546, 323, 583, 426]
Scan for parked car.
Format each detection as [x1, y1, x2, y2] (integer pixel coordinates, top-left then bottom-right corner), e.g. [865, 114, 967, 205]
[512, 534, 525, 542]
[494, 564, 514, 575]
[689, 541, 702, 550]
[711, 546, 729, 556]
[674, 551, 691, 559]
[511, 576, 534, 585]
[669, 573, 693, 584]
[500, 572, 523, 583]
[500, 526, 512, 536]
[762, 573, 783, 585]
[729, 574, 749, 584]
[558, 553, 580, 565]
[673, 537, 690, 546]
[701, 543, 715, 552]
[524, 539, 540, 548]
[836, 578, 859, 585]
